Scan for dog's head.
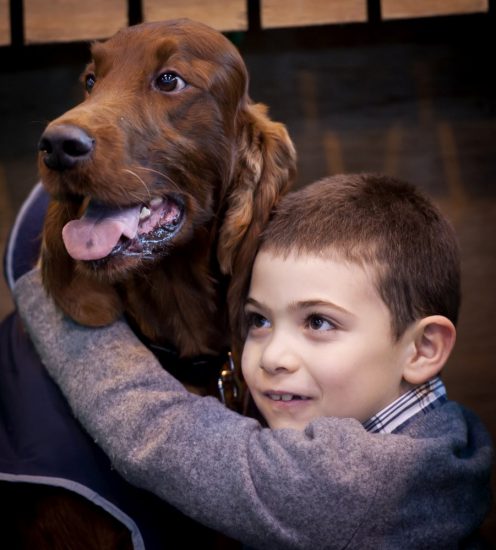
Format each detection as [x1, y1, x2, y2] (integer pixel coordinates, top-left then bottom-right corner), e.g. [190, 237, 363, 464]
[39, 19, 296, 332]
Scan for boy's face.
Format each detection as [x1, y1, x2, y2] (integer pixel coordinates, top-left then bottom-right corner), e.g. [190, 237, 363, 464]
[241, 250, 413, 430]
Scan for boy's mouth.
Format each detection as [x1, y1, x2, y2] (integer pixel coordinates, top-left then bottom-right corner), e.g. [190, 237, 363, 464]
[265, 392, 311, 402]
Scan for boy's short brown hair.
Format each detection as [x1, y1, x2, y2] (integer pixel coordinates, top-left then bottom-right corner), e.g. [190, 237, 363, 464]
[259, 174, 460, 340]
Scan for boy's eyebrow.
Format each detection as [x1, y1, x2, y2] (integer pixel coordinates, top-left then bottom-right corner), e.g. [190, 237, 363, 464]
[245, 297, 354, 318]
[291, 300, 354, 317]
[244, 297, 263, 309]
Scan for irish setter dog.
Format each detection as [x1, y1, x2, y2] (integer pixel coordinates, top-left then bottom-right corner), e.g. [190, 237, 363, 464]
[15, 18, 295, 549]
[39, 18, 295, 361]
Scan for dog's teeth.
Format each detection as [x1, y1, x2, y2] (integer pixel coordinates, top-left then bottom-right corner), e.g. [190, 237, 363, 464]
[140, 207, 151, 220]
[150, 197, 164, 208]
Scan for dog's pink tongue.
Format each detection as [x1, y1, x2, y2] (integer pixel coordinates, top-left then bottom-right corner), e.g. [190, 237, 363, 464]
[62, 201, 140, 260]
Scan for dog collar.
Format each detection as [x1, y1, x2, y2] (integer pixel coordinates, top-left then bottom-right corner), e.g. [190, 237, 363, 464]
[128, 322, 243, 411]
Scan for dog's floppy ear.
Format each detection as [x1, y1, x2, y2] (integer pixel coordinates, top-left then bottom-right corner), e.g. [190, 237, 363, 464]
[218, 102, 296, 343]
[41, 200, 123, 326]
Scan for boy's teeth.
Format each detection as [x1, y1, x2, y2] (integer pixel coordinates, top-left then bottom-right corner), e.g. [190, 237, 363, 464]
[267, 393, 310, 401]
[269, 394, 295, 401]
[140, 206, 151, 220]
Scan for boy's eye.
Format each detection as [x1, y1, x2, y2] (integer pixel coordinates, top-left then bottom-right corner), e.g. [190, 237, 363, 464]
[246, 312, 271, 330]
[306, 314, 335, 331]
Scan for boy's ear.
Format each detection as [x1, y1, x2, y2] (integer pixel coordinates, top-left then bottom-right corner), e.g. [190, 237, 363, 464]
[402, 316, 456, 385]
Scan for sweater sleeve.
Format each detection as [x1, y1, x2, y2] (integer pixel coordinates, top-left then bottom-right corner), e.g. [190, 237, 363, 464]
[13, 269, 383, 548]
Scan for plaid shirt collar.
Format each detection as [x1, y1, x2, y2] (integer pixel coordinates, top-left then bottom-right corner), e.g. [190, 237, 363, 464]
[362, 376, 447, 434]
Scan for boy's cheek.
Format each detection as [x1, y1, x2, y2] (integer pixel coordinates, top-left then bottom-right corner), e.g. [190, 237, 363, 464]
[240, 342, 250, 377]
[240, 340, 257, 378]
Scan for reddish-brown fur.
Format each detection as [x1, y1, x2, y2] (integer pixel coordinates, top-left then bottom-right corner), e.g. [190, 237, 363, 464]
[23, 19, 296, 548]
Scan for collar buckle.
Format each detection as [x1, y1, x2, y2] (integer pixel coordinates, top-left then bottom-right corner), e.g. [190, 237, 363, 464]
[218, 351, 243, 412]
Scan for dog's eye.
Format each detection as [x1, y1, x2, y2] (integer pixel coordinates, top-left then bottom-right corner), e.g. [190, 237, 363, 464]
[85, 74, 96, 93]
[155, 72, 187, 93]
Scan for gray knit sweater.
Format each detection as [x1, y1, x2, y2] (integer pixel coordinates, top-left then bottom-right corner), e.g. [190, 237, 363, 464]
[14, 269, 493, 550]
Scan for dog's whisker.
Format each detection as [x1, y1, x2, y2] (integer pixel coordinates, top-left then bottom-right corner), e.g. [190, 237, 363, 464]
[125, 187, 147, 205]
[136, 167, 181, 193]
[122, 169, 152, 201]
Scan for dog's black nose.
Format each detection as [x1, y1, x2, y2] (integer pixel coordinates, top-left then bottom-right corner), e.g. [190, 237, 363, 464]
[39, 124, 94, 171]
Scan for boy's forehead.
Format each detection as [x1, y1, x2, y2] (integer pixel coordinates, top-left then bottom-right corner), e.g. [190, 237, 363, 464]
[251, 248, 395, 334]
[254, 248, 379, 290]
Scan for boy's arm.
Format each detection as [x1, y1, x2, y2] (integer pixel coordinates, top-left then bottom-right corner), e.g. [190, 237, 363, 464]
[14, 269, 379, 548]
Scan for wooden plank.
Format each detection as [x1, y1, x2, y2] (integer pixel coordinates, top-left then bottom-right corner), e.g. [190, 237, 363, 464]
[381, 0, 489, 20]
[0, 0, 10, 46]
[143, 0, 247, 32]
[261, 0, 367, 29]
[24, 0, 127, 44]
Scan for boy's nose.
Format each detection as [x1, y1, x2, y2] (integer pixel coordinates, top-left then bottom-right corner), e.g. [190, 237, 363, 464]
[260, 332, 299, 374]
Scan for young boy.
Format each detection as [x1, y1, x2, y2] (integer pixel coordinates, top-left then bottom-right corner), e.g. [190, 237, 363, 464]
[15, 174, 492, 549]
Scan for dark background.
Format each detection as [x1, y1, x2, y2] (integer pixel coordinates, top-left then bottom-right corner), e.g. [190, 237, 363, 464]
[1, 9, 495, 544]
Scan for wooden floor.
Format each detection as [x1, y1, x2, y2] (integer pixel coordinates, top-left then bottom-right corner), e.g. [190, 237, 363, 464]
[1, 13, 495, 544]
